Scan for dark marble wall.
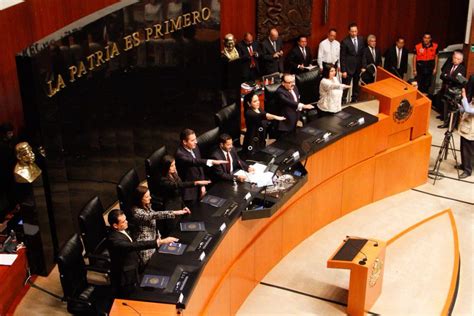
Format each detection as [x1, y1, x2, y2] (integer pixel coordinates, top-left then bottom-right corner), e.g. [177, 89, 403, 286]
[15, 0, 222, 249]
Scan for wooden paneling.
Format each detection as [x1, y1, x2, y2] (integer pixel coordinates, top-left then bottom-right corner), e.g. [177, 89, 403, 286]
[342, 124, 377, 170]
[341, 158, 376, 215]
[0, 0, 469, 129]
[387, 128, 412, 148]
[0, 249, 27, 315]
[220, 0, 468, 61]
[373, 134, 432, 201]
[310, 174, 343, 233]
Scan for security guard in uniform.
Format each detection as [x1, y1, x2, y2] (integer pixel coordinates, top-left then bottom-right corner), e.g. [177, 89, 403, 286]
[413, 32, 438, 94]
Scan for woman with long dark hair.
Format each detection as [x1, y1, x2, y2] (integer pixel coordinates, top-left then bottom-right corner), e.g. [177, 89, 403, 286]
[129, 185, 190, 264]
[242, 91, 285, 152]
[317, 63, 350, 116]
[158, 155, 211, 210]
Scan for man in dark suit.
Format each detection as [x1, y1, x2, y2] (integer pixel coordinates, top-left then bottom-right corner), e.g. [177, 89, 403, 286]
[383, 37, 409, 79]
[260, 28, 284, 75]
[361, 34, 382, 69]
[287, 36, 313, 74]
[236, 32, 260, 82]
[361, 34, 382, 84]
[107, 209, 177, 297]
[276, 74, 315, 134]
[175, 129, 227, 205]
[340, 22, 365, 103]
[437, 50, 467, 128]
[210, 134, 254, 182]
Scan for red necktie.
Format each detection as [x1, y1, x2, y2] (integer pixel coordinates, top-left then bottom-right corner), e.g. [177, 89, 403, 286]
[450, 65, 456, 76]
[225, 152, 231, 174]
[248, 45, 256, 67]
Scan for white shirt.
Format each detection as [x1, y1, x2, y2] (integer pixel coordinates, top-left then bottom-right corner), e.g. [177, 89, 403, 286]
[317, 77, 345, 113]
[119, 230, 133, 242]
[396, 47, 402, 69]
[317, 38, 340, 69]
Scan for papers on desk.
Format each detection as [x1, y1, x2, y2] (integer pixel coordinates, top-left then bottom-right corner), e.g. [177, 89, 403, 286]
[0, 253, 17, 266]
[234, 163, 274, 187]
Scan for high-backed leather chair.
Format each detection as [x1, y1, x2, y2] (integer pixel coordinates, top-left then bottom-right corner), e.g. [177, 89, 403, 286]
[296, 69, 321, 104]
[264, 83, 281, 138]
[116, 168, 139, 216]
[145, 146, 167, 207]
[78, 196, 109, 269]
[57, 234, 111, 315]
[197, 127, 221, 159]
[215, 102, 241, 147]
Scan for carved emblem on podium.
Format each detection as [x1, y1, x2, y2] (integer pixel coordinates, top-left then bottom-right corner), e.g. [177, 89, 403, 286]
[393, 99, 413, 123]
[369, 258, 384, 287]
[257, 0, 312, 41]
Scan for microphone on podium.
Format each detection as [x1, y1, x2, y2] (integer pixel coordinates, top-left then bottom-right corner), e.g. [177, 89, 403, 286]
[343, 237, 368, 265]
[346, 235, 379, 247]
[122, 302, 141, 316]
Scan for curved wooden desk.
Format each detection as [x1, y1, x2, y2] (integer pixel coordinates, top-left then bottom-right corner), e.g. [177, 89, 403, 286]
[111, 68, 432, 315]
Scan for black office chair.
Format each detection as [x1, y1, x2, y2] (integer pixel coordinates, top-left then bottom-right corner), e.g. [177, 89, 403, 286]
[197, 127, 221, 183]
[116, 168, 140, 216]
[197, 127, 221, 159]
[57, 234, 112, 315]
[145, 146, 167, 208]
[78, 196, 110, 271]
[264, 83, 281, 138]
[215, 102, 241, 147]
[296, 68, 321, 104]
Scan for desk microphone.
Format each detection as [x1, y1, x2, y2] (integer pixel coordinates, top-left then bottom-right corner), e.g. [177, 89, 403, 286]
[122, 302, 141, 316]
[343, 237, 368, 265]
[391, 66, 408, 90]
[346, 235, 379, 247]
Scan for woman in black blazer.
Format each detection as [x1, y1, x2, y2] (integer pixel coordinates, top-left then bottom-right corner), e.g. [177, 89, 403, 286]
[242, 91, 286, 152]
[158, 155, 211, 210]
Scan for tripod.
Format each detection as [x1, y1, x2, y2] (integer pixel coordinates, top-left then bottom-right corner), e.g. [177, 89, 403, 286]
[428, 110, 461, 184]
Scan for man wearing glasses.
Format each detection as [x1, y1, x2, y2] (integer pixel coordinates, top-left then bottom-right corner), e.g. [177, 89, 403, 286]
[276, 73, 315, 135]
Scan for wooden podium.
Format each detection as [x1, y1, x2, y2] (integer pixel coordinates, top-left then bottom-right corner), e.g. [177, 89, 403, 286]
[327, 238, 386, 316]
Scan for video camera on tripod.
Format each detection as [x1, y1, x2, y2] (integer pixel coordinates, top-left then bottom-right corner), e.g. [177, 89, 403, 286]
[441, 72, 468, 111]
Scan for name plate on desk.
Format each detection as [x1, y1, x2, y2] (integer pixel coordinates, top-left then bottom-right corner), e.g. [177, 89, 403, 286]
[140, 274, 170, 289]
[180, 222, 206, 232]
[201, 195, 227, 208]
[159, 242, 187, 255]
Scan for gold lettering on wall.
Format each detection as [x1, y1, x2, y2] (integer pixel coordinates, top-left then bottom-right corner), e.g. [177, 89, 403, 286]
[45, 7, 212, 97]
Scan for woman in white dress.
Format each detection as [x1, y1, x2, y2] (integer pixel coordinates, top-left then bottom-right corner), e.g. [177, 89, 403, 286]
[317, 63, 350, 116]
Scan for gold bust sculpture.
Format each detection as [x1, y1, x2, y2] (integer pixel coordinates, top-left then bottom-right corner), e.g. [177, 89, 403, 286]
[221, 33, 239, 61]
[14, 142, 42, 183]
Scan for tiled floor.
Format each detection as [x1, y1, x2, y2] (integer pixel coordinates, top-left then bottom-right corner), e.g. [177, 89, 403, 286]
[13, 111, 473, 315]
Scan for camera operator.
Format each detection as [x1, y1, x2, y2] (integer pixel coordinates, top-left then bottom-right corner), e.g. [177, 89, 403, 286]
[437, 50, 466, 128]
[457, 88, 474, 179]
